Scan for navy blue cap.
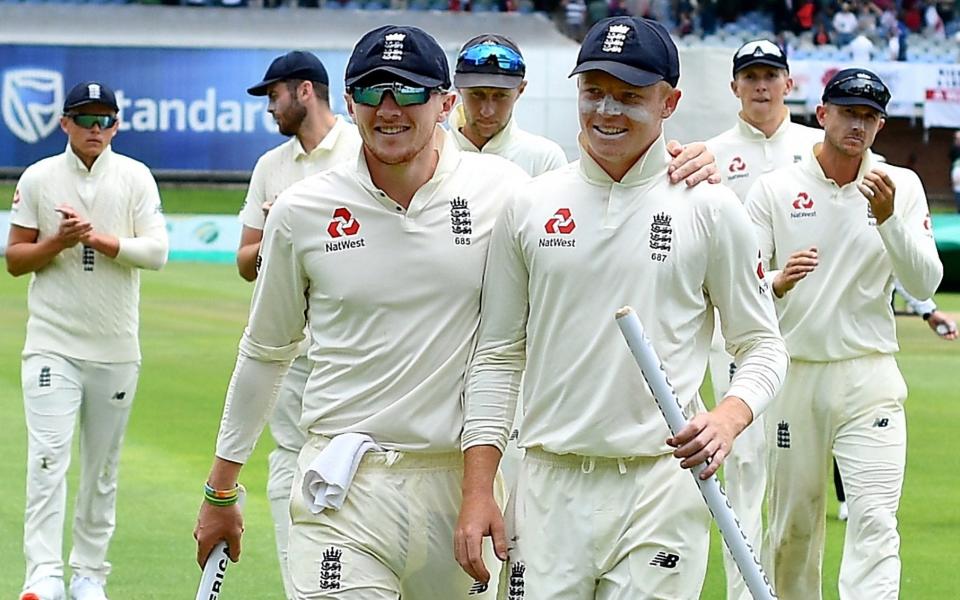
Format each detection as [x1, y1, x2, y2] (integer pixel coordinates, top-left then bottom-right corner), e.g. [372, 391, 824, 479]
[570, 17, 680, 88]
[248, 51, 329, 96]
[345, 25, 451, 89]
[733, 39, 789, 75]
[822, 68, 890, 114]
[63, 81, 118, 113]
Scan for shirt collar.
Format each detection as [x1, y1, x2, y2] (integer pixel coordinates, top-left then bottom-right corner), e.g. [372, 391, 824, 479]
[577, 133, 669, 187]
[293, 115, 348, 160]
[449, 103, 516, 154]
[735, 108, 793, 141]
[65, 143, 112, 175]
[802, 143, 876, 186]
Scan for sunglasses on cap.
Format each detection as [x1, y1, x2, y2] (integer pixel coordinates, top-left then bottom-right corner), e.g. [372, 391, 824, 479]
[69, 114, 118, 129]
[457, 43, 525, 72]
[825, 74, 891, 109]
[350, 82, 437, 107]
[735, 40, 785, 59]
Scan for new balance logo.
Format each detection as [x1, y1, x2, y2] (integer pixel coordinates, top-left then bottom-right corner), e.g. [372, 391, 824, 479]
[82, 245, 95, 271]
[39, 366, 51, 388]
[113, 391, 126, 401]
[468, 580, 488, 595]
[649, 552, 680, 568]
[319, 546, 342, 590]
[777, 421, 790, 448]
[873, 417, 890, 428]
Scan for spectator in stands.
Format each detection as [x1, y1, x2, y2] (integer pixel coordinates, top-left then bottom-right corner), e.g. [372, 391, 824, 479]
[700, 0, 719, 35]
[924, 0, 947, 38]
[564, 0, 588, 40]
[857, 2, 881, 37]
[849, 32, 874, 61]
[814, 21, 832, 45]
[902, 0, 924, 33]
[833, 3, 859, 46]
[794, 0, 816, 33]
[586, 0, 610, 26]
[952, 130, 960, 212]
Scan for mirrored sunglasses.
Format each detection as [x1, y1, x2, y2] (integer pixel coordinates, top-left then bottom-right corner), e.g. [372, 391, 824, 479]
[457, 43, 525, 72]
[827, 75, 891, 108]
[735, 40, 784, 59]
[70, 114, 118, 129]
[350, 83, 435, 107]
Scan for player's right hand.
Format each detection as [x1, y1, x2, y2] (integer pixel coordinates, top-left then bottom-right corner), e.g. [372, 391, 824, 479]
[54, 204, 92, 249]
[194, 501, 243, 567]
[454, 492, 507, 584]
[772, 246, 818, 298]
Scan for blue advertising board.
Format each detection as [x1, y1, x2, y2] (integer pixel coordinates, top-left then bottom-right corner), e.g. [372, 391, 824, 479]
[0, 45, 352, 172]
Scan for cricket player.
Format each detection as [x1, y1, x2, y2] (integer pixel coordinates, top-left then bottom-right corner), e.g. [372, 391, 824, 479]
[703, 39, 822, 600]
[449, 34, 568, 176]
[237, 50, 361, 600]
[454, 17, 788, 599]
[195, 25, 530, 599]
[6, 81, 168, 600]
[194, 24, 718, 600]
[745, 68, 943, 600]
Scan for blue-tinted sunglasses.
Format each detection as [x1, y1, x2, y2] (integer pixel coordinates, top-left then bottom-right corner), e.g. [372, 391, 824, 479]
[350, 83, 436, 107]
[457, 44, 525, 73]
[69, 114, 118, 129]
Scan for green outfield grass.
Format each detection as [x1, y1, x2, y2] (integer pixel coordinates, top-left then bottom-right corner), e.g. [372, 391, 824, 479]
[0, 263, 957, 599]
[0, 183, 245, 215]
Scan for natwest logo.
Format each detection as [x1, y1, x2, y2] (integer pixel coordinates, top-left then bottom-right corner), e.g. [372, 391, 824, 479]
[729, 156, 747, 172]
[325, 207, 366, 253]
[327, 207, 361, 238]
[544, 208, 576, 234]
[792, 192, 814, 210]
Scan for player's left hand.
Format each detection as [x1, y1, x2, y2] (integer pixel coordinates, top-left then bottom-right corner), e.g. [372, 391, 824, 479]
[927, 310, 958, 341]
[666, 140, 721, 187]
[667, 396, 753, 479]
[859, 169, 895, 225]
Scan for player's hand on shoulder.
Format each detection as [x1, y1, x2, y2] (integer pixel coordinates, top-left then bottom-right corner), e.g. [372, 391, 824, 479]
[194, 501, 244, 567]
[666, 140, 721, 187]
[667, 396, 753, 479]
[454, 491, 507, 584]
[772, 246, 818, 298]
[859, 169, 895, 225]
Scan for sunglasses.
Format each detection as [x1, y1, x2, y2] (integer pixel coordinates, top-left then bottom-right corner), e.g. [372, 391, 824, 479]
[457, 43, 525, 73]
[825, 75, 891, 109]
[350, 83, 436, 107]
[735, 40, 785, 59]
[69, 114, 118, 129]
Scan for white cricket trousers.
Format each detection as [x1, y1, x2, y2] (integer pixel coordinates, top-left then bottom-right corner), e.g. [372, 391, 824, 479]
[288, 435, 504, 599]
[765, 354, 907, 600]
[707, 319, 767, 600]
[501, 447, 710, 600]
[20, 352, 139, 588]
[268, 354, 311, 600]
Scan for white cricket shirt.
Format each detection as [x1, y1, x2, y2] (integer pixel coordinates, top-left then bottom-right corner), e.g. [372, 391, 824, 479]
[707, 112, 823, 201]
[216, 135, 530, 463]
[10, 144, 168, 363]
[745, 147, 943, 361]
[463, 135, 788, 458]
[448, 104, 568, 177]
[239, 116, 362, 230]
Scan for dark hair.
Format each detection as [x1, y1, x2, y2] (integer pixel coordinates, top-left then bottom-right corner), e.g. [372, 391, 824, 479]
[285, 79, 330, 105]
